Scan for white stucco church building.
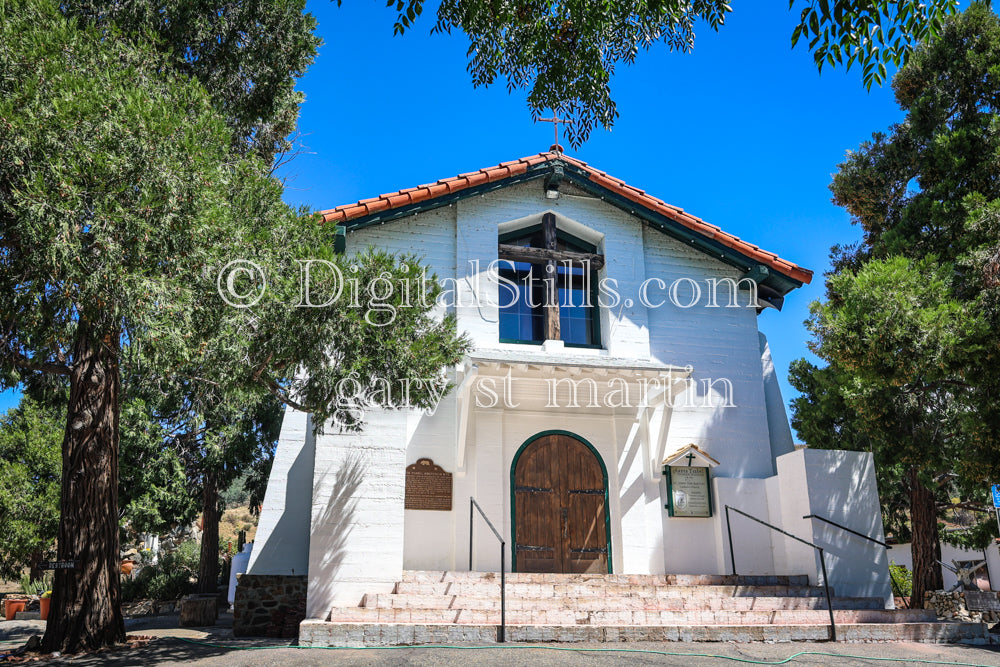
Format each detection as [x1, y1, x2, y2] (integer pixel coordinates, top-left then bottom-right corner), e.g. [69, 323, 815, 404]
[244, 150, 893, 625]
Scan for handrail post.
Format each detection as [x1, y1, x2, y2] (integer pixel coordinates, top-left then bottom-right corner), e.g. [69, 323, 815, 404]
[499, 544, 506, 643]
[726, 504, 838, 642]
[469, 497, 506, 644]
[818, 547, 836, 641]
[725, 505, 736, 575]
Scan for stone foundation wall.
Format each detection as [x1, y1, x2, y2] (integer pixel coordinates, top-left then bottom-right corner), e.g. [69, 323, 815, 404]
[924, 590, 1000, 624]
[233, 574, 307, 638]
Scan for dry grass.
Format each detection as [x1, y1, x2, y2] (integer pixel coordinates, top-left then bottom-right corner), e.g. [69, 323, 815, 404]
[218, 507, 257, 550]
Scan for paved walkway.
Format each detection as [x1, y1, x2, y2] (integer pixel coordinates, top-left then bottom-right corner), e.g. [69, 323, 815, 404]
[1, 615, 999, 666]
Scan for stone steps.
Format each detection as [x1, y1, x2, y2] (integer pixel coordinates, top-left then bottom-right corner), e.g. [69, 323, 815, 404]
[328, 606, 935, 626]
[393, 582, 831, 598]
[299, 621, 992, 646]
[400, 571, 811, 587]
[362, 593, 887, 612]
[305, 570, 989, 647]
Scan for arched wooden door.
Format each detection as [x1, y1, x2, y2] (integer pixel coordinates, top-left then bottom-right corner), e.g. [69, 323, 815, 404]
[512, 433, 609, 573]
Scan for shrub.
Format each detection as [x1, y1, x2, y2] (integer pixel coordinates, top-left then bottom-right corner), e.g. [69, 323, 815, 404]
[889, 561, 913, 598]
[122, 539, 199, 602]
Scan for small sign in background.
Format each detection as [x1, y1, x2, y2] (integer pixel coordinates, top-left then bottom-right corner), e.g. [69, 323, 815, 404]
[965, 590, 1000, 613]
[39, 560, 78, 570]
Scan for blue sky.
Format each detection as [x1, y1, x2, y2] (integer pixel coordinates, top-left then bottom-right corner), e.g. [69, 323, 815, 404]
[277, 0, 905, 439]
[0, 2, 907, 438]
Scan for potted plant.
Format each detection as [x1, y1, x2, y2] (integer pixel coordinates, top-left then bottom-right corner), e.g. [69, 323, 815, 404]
[4, 595, 28, 621]
[39, 590, 52, 621]
[5, 574, 37, 620]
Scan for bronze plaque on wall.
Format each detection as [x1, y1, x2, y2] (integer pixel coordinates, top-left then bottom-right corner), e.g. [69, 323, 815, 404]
[405, 458, 452, 511]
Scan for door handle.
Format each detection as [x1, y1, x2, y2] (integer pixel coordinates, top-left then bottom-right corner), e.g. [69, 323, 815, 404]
[561, 507, 569, 539]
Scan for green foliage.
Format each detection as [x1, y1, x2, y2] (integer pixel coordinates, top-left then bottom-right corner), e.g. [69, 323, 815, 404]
[62, 0, 321, 163]
[21, 572, 54, 597]
[221, 471, 253, 509]
[0, 0, 238, 388]
[791, 0, 958, 88]
[122, 540, 201, 602]
[119, 399, 199, 538]
[792, 3, 1000, 571]
[830, 3, 1000, 267]
[889, 561, 913, 598]
[375, 0, 959, 146]
[221, 447, 276, 516]
[0, 389, 202, 575]
[0, 398, 62, 581]
[788, 358, 912, 542]
[0, 0, 466, 651]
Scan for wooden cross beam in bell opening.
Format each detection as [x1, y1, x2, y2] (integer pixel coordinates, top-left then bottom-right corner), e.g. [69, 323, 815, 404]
[538, 113, 569, 153]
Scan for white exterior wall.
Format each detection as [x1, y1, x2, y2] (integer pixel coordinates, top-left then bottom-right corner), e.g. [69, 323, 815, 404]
[343, 180, 782, 581]
[715, 477, 774, 575]
[450, 182, 652, 359]
[306, 410, 408, 617]
[760, 333, 795, 461]
[246, 407, 314, 576]
[775, 449, 893, 606]
[247, 174, 892, 619]
[643, 227, 774, 480]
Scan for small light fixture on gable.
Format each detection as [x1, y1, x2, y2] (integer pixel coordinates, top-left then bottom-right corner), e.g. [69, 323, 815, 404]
[544, 164, 564, 200]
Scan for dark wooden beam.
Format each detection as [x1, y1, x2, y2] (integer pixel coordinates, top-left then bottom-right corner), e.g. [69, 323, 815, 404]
[542, 213, 560, 342]
[496, 244, 605, 270]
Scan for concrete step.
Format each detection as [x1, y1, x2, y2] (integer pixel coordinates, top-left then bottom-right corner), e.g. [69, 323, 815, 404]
[401, 571, 811, 587]
[362, 593, 886, 612]
[393, 581, 833, 598]
[300, 620, 992, 647]
[13, 611, 41, 621]
[327, 607, 935, 626]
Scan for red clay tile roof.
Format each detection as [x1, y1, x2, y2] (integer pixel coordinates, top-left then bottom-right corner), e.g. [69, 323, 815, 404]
[320, 152, 813, 285]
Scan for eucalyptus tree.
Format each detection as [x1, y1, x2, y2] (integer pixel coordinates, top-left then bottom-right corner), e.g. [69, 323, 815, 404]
[792, 2, 1000, 603]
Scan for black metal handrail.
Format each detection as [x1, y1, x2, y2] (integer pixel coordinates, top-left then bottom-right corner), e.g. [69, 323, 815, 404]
[725, 505, 837, 641]
[469, 497, 506, 642]
[803, 514, 890, 549]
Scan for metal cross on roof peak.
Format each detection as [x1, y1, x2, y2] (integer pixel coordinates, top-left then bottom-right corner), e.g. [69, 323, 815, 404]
[537, 113, 568, 153]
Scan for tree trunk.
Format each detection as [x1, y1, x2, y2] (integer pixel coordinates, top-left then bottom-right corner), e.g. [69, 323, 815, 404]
[29, 550, 43, 583]
[41, 321, 125, 653]
[908, 466, 943, 604]
[197, 470, 220, 596]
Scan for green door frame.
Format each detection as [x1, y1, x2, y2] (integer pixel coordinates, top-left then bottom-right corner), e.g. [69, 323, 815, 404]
[509, 429, 613, 573]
